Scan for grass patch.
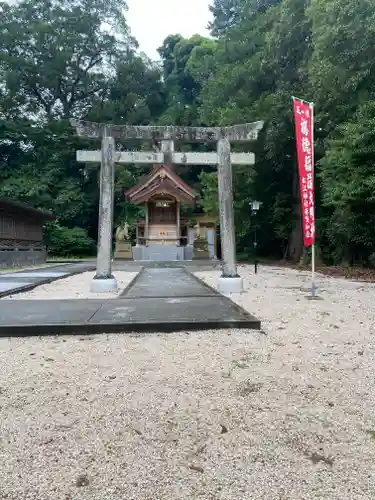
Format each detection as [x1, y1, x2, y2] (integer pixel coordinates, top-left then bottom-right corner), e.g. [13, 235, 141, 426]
[231, 360, 249, 370]
[223, 359, 250, 378]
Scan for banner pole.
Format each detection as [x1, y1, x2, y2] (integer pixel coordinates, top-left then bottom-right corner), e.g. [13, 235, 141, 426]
[312, 242, 316, 297]
[310, 101, 316, 298]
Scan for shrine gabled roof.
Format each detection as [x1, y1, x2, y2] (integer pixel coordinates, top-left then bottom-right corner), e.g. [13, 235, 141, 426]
[127, 178, 196, 205]
[125, 164, 197, 203]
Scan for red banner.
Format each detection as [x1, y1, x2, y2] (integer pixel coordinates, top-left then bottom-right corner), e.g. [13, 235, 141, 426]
[293, 98, 315, 247]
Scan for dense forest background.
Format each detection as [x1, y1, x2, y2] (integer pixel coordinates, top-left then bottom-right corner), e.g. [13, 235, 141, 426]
[1, 0, 375, 264]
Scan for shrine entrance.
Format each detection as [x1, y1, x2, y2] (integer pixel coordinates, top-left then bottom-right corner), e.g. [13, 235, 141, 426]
[71, 120, 263, 294]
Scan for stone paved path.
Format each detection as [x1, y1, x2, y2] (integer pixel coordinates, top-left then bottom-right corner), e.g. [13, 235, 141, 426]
[0, 267, 260, 336]
[122, 268, 218, 298]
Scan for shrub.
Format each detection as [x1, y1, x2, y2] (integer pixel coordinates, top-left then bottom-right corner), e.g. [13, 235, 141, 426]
[44, 222, 96, 257]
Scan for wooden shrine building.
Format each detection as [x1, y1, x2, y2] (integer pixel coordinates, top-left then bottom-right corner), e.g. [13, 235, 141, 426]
[0, 199, 55, 269]
[125, 164, 199, 261]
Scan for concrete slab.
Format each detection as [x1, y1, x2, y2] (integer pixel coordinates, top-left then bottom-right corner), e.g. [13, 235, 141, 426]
[91, 296, 257, 328]
[1, 272, 68, 278]
[0, 276, 47, 281]
[0, 281, 34, 293]
[122, 268, 217, 298]
[0, 296, 260, 336]
[0, 300, 102, 326]
[0, 261, 96, 298]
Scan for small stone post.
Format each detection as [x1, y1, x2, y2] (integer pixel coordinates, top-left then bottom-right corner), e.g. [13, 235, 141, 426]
[217, 137, 243, 294]
[90, 133, 118, 293]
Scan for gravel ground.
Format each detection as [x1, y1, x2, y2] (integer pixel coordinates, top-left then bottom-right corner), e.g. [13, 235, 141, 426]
[1, 265, 375, 499]
[1, 271, 138, 300]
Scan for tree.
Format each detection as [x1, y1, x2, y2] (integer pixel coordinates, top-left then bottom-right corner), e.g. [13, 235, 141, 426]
[200, 0, 312, 260]
[319, 102, 375, 264]
[0, 0, 132, 119]
[0, 0, 164, 247]
[158, 34, 215, 126]
[208, 0, 281, 37]
[308, 0, 375, 132]
[88, 53, 166, 125]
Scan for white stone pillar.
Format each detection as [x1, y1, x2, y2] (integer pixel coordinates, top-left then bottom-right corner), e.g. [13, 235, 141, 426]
[217, 137, 243, 294]
[90, 134, 118, 293]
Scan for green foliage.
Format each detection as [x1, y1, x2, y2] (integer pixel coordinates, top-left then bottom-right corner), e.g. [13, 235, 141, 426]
[44, 222, 96, 256]
[319, 102, 375, 264]
[199, 171, 220, 217]
[158, 34, 214, 126]
[208, 0, 281, 37]
[197, 0, 375, 264]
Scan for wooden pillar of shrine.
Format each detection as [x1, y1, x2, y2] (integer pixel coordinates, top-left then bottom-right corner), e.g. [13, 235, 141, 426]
[145, 202, 149, 246]
[176, 201, 180, 246]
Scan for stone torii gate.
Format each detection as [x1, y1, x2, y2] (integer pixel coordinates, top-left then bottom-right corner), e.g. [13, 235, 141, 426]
[71, 120, 263, 294]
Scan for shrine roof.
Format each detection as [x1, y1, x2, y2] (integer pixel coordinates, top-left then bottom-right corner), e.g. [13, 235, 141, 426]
[0, 199, 55, 222]
[125, 164, 197, 204]
[128, 178, 195, 205]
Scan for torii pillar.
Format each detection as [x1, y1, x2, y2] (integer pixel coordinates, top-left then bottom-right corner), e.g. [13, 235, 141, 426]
[92, 128, 117, 293]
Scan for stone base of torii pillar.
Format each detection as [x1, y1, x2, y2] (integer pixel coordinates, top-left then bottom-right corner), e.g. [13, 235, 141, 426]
[218, 276, 244, 295]
[90, 277, 118, 294]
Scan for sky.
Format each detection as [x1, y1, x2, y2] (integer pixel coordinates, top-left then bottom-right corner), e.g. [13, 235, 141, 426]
[126, 0, 213, 60]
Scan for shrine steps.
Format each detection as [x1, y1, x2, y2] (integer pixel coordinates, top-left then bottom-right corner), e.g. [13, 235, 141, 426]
[112, 260, 221, 272]
[131, 244, 192, 262]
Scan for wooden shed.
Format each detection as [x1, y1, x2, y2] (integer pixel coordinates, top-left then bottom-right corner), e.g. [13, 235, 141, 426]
[0, 199, 55, 269]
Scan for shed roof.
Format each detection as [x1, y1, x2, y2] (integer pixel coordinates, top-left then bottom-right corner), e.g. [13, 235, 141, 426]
[0, 199, 55, 222]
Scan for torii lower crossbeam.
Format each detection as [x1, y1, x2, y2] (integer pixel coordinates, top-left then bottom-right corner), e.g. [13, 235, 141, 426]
[77, 151, 255, 166]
